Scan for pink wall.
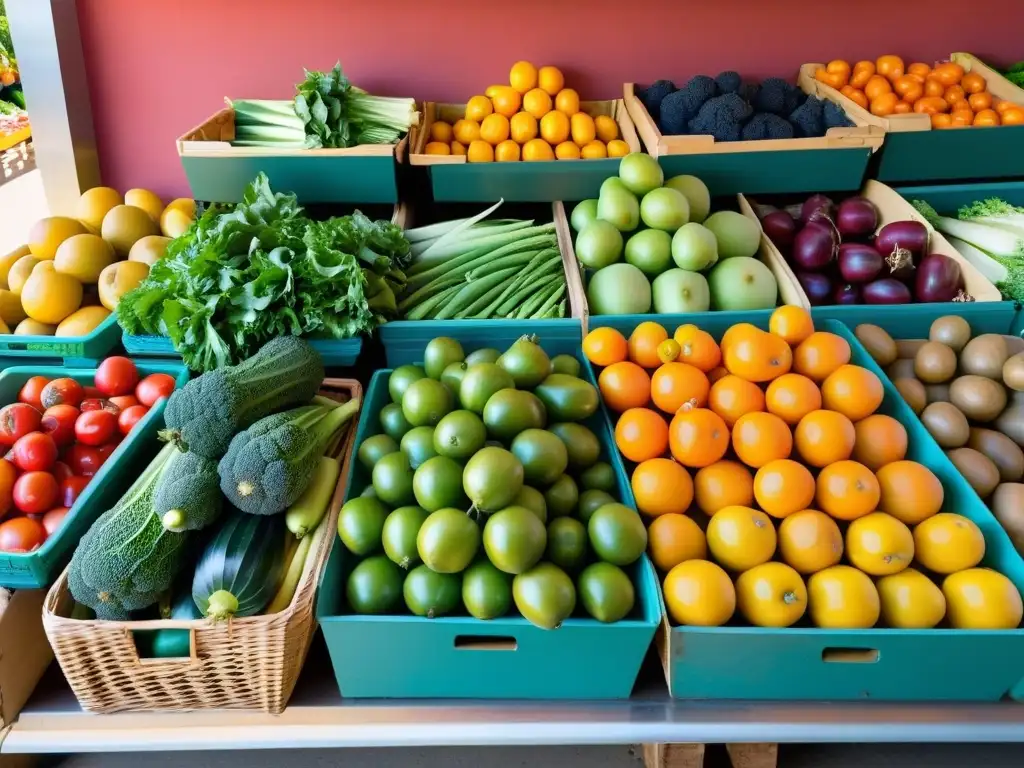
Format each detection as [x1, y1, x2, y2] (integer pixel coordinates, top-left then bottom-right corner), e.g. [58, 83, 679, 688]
[77, 0, 1023, 199]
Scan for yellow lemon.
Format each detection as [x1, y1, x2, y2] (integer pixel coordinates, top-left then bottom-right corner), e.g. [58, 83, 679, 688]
[581, 140, 607, 159]
[490, 86, 522, 119]
[430, 121, 453, 143]
[159, 206, 194, 239]
[495, 140, 520, 162]
[453, 119, 481, 145]
[607, 139, 630, 157]
[98, 259, 149, 311]
[509, 61, 538, 94]
[845, 512, 914, 576]
[540, 110, 570, 145]
[943, 568, 1023, 629]
[450, 140, 467, 156]
[877, 568, 946, 629]
[913, 512, 985, 574]
[555, 88, 581, 116]
[425, 141, 451, 155]
[778, 509, 843, 575]
[736, 562, 808, 628]
[467, 140, 494, 163]
[595, 114, 620, 143]
[28, 217, 87, 260]
[554, 141, 581, 160]
[56, 305, 111, 337]
[523, 88, 553, 120]
[706, 505, 776, 572]
[510, 112, 538, 144]
[14, 318, 55, 336]
[21, 261, 82, 324]
[465, 95, 493, 123]
[521, 139, 555, 161]
[538, 65, 565, 96]
[480, 113, 510, 145]
[124, 189, 164, 224]
[807, 565, 880, 628]
[571, 112, 597, 146]
[485, 84, 504, 98]
[663, 559, 735, 626]
[101, 205, 159, 258]
[76, 187, 123, 232]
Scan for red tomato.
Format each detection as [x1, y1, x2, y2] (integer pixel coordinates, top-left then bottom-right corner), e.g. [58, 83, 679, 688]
[0, 516, 48, 552]
[98, 442, 119, 462]
[0, 403, 42, 446]
[40, 378, 85, 409]
[0, 458, 15, 519]
[82, 386, 103, 400]
[60, 475, 90, 507]
[80, 398, 120, 414]
[136, 373, 176, 407]
[95, 357, 140, 397]
[75, 410, 118, 447]
[42, 507, 70, 536]
[109, 395, 139, 410]
[52, 461, 73, 484]
[13, 472, 59, 514]
[41, 404, 79, 447]
[18, 376, 50, 409]
[118, 404, 149, 435]
[12, 432, 58, 472]
[65, 444, 104, 476]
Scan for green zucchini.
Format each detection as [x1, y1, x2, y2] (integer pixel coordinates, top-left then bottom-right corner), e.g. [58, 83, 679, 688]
[150, 590, 204, 658]
[284, 455, 340, 538]
[192, 511, 289, 620]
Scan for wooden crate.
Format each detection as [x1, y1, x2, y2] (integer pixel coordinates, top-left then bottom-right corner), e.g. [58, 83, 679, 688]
[0, 589, 52, 729]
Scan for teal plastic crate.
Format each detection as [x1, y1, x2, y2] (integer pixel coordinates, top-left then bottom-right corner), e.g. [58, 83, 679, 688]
[0, 313, 121, 367]
[810, 302, 1018, 338]
[876, 127, 1024, 186]
[586, 314, 1024, 702]
[121, 333, 363, 369]
[316, 351, 661, 700]
[0, 361, 190, 588]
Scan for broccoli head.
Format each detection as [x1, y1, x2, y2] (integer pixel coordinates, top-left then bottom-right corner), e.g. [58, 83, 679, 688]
[658, 74, 718, 134]
[688, 93, 752, 142]
[824, 100, 855, 130]
[639, 79, 676, 121]
[741, 113, 795, 141]
[789, 95, 826, 138]
[753, 77, 798, 116]
[715, 71, 743, 95]
[155, 450, 224, 532]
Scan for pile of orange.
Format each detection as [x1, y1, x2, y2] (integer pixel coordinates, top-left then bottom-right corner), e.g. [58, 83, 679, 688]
[424, 61, 629, 163]
[582, 307, 1023, 631]
[814, 56, 1024, 128]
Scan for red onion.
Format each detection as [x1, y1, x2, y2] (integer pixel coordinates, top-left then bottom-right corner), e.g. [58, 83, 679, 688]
[834, 283, 862, 304]
[792, 221, 838, 271]
[863, 278, 912, 304]
[761, 210, 797, 250]
[875, 221, 929, 264]
[801, 194, 834, 224]
[797, 271, 834, 306]
[837, 197, 878, 239]
[838, 243, 884, 283]
[915, 253, 964, 303]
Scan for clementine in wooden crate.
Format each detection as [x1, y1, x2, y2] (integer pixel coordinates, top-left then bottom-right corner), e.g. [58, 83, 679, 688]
[723, 326, 793, 383]
[793, 331, 852, 382]
[754, 459, 816, 519]
[765, 373, 822, 426]
[875, 460, 944, 525]
[598, 361, 651, 412]
[672, 324, 721, 372]
[628, 321, 669, 368]
[615, 407, 668, 463]
[778, 509, 844, 575]
[852, 414, 908, 470]
[769, 306, 815, 347]
[732, 411, 793, 469]
[795, 409, 856, 467]
[631, 457, 693, 518]
[650, 362, 710, 414]
[693, 460, 755, 516]
[815, 460, 880, 521]
[669, 407, 730, 469]
[708, 374, 766, 427]
[648, 512, 707, 572]
[821, 364, 884, 422]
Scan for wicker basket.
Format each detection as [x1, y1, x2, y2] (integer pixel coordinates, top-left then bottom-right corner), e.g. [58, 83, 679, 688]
[41, 378, 361, 714]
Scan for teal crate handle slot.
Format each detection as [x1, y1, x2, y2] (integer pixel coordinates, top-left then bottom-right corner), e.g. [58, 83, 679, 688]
[454, 636, 518, 651]
[821, 648, 880, 664]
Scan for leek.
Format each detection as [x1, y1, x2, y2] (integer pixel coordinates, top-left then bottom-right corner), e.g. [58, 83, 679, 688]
[958, 198, 1024, 238]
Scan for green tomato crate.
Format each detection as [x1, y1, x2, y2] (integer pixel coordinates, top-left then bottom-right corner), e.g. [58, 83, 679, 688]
[316, 350, 661, 699]
[379, 202, 586, 366]
[587, 314, 1024, 701]
[408, 100, 642, 202]
[801, 54, 1024, 185]
[0, 360, 190, 589]
[177, 106, 409, 204]
[120, 332, 364, 370]
[623, 79, 884, 197]
[0, 312, 122, 367]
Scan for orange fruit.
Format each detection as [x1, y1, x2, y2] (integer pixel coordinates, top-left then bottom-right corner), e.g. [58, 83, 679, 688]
[510, 111, 539, 143]
[1002, 107, 1024, 125]
[607, 139, 630, 157]
[494, 140, 520, 162]
[845, 512, 914, 576]
[465, 95, 494, 122]
[537, 65, 565, 96]
[672, 324, 722, 372]
[707, 366, 729, 384]
[632, 458, 693, 518]
[820, 364, 883, 422]
[467, 140, 494, 163]
[453, 118, 481, 145]
[581, 140, 607, 159]
[522, 88, 553, 119]
[628, 321, 669, 368]
[430, 121, 454, 143]
[583, 327, 628, 367]
[424, 142, 451, 155]
[968, 91, 993, 112]
[973, 109, 1001, 126]
[615, 407, 669, 463]
[555, 141, 581, 160]
[875, 460, 943, 525]
[765, 373, 822, 425]
[731, 412, 793, 469]
[648, 513, 707, 572]
[490, 86, 522, 118]
[754, 459, 816, 519]
[540, 110, 570, 145]
[651, 362, 710, 414]
[595, 114, 619, 143]
[852, 414, 907, 470]
[509, 61, 538, 94]
[931, 62, 965, 87]
[599, 361, 651, 412]
[931, 113, 954, 129]
[669, 407, 730, 469]
[522, 138, 555, 161]
[480, 113, 511, 145]
[815, 460, 880, 521]
[450, 140, 467, 156]
[723, 326, 792, 383]
[914, 513, 985, 574]
[708, 374, 765, 427]
[693, 460, 754, 516]
[571, 112, 597, 146]
[794, 409, 855, 467]
[961, 72, 986, 93]
[720, 322, 758, 352]
[736, 561, 808, 628]
[706, 505, 777, 572]
[663, 560, 735, 626]
[769, 306, 814, 346]
[778, 509, 844, 574]
[808, 565, 880, 628]
[793, 332, 851, 382]
[864, 75, 893, 101]
[657, 339, 681, 363]
[554, 88, 581, 116]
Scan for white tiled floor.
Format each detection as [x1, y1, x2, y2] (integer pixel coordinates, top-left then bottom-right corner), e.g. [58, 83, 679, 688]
[0, 169, 49, 254]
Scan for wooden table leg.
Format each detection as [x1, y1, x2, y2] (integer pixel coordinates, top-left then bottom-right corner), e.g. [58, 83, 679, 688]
[725, 742, 779, 768]
[643, 742, 707, 768]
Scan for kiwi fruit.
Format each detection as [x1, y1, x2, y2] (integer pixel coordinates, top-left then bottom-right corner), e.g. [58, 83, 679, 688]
[855, 324, 897, 367]
[992, 483, 1024, 554]
[888, 359, 917, 381]
[895, 339, 926, 360]
[924, 383, 950, 405]
[949, 375, 1007, 422]
[894, 378, 926, 414]
[920, 402, 969, 448]
[995, 404, 1024, 446]
[946, 448, 1001, 498]
[929, 315, 972, 351]
[1003, 351, 1024, 392]
[1004, 335, 1024, 356]
[959, 333, 1009, 380]
[914, 341, 957, 383]
[968, 428, 1024, 482]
